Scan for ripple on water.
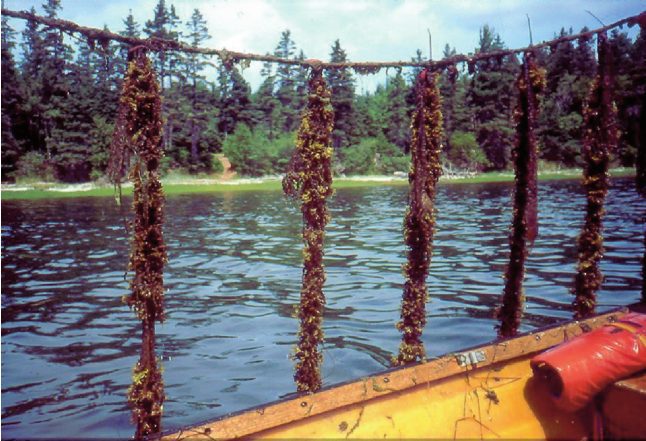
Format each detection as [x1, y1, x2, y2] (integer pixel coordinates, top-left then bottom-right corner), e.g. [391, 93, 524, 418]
[1, 178, 644, 438]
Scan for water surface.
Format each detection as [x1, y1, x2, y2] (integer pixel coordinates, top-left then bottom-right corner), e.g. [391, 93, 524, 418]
[1, 178, 643, 439]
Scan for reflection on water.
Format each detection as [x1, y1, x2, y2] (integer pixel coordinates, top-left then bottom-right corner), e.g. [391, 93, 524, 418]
[2, 178, 644, 438]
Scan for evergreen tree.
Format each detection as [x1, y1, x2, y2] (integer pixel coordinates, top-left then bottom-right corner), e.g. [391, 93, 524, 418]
[144, 1, 184, 158]
[293, 49, 308, 119]
[408, 48, 427, 82]
[253, 59, 281, 138]
[92, 26, 120, 119]
[182, 8, 213, 169]
[385, 72, 411, 151]
[439, 45, 457, 146]
[273, 30, 299, 132]
[468, 25, 518, 170]
[1, 9, 26, 180]
[539, 27, 595, 165]
[50, 40, 95, 181]
[144, 0, 171, 87]
[122, 10, 140, 38]
[20, 7, 48, 156]
[40, 0, 77, 177]
[217, 65, 254, 136]
[116, 10, 141, 77]
[326, 39, 356, 149]
[608, 29, 637, 165]
[167, 4, 185, 86]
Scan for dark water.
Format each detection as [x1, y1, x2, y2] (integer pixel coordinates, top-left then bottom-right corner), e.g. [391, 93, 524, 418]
[1, 178, 644, 439]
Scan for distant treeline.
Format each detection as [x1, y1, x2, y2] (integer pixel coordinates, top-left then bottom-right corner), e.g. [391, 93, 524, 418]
[2, 0, 645, 182]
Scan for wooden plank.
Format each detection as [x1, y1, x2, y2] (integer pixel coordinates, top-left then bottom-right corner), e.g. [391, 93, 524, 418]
[602, 371, 646, 439]
[161, 308, 627, 440]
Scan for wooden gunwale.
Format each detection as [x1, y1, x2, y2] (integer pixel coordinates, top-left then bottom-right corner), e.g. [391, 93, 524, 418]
[161, 306, 632, 440]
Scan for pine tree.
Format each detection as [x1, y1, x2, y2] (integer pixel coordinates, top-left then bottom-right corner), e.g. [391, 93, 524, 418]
[40, 0, 77, 177]
[326, 39, 356, 149]
[144, 0, 171, 88]
[293, 49, 308, 120]
[439, 45, 457, 145]
[166, 5, 185, 86]
[539, 27, 595, 165]
[182, 8, 213, 169]
[468, 25, 518, 170]
[1, 9, 26, 180]
[51, 40, 95, 181]
[253, 59, 281, 138]
[385, 72, 410, 151]
[92, 26, 120, 119]
[20, 7, 48, 156]
[217, 65, 254, 136]
[273, 30, 298, 132]
[116, 10, 141, 77]
[608, 29, 637, 165]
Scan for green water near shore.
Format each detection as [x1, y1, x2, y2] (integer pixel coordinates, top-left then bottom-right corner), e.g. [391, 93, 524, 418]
[0, 168, 636, 201]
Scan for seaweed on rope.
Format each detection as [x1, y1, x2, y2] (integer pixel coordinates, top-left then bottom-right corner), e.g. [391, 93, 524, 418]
[496, 53, 546, 338]
[2, 7, 644, 72]
[112, 46, 167, 439]
[395, 68, 443, 365]
[572, 32, 619, 319]
[284, 65, 334, 393]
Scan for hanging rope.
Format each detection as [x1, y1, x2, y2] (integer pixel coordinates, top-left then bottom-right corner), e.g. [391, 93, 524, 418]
[572, 32, 618, 319]
[284, 64, 334, 393]
[2, 7, 644, 73]
[107, 102, 131, 206]
[395, 69, 443, 365]
[495, 53, 546, 338]
[113, 46, 167, 439]
[638, 20, 646, 304]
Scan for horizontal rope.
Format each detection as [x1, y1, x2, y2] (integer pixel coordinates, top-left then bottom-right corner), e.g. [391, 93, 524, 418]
[2, 8, 645, 71]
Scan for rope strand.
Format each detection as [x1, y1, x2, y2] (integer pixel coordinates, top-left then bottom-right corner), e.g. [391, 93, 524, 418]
[289, 66, 334, 393]
[496, 53, 546, 338]
[395, 69, 443, 365]
[2, 8, 644, 72]
[572, 32, 619, 319]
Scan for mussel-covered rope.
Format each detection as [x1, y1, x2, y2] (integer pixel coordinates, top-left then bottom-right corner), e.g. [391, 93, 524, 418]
[395, 69, 443, 365]
[496, 53, 545, 338]
[112, 46, 167, 438]
[638, 22, 646, 302]
[284, 65, 334, 393]
[572, 32, 618, 319]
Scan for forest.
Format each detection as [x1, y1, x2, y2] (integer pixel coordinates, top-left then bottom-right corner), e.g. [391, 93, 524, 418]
[1, 0, 645, 183]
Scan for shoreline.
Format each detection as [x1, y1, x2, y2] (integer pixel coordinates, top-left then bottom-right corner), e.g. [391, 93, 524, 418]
[1, 168, 636, 201]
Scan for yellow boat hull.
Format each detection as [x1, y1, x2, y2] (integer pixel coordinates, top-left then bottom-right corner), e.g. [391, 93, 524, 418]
[163, 306, 646, 440]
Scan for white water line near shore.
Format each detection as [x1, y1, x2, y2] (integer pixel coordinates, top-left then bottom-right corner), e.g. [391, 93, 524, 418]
[1, 168, 634, 193]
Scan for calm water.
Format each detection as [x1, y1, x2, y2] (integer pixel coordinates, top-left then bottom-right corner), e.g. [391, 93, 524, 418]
[1, 178, 644, 439]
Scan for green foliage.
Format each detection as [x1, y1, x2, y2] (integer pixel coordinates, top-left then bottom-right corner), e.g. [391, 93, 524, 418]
[222, 124, 296, 176]
[385, 72, 411, 151]
[210, 154, 225, 174]
[217, 65, 254, 135]
[4, 3, 646, 184]
[446, 131, 488, 171]
[468, 25, 519, 170]
[326, 39, 356, 148]
[340, 136, 408, 175]
[14, 151, 55, 182]
[89, 116, 115, 178]
[1, 14, 25, 181]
